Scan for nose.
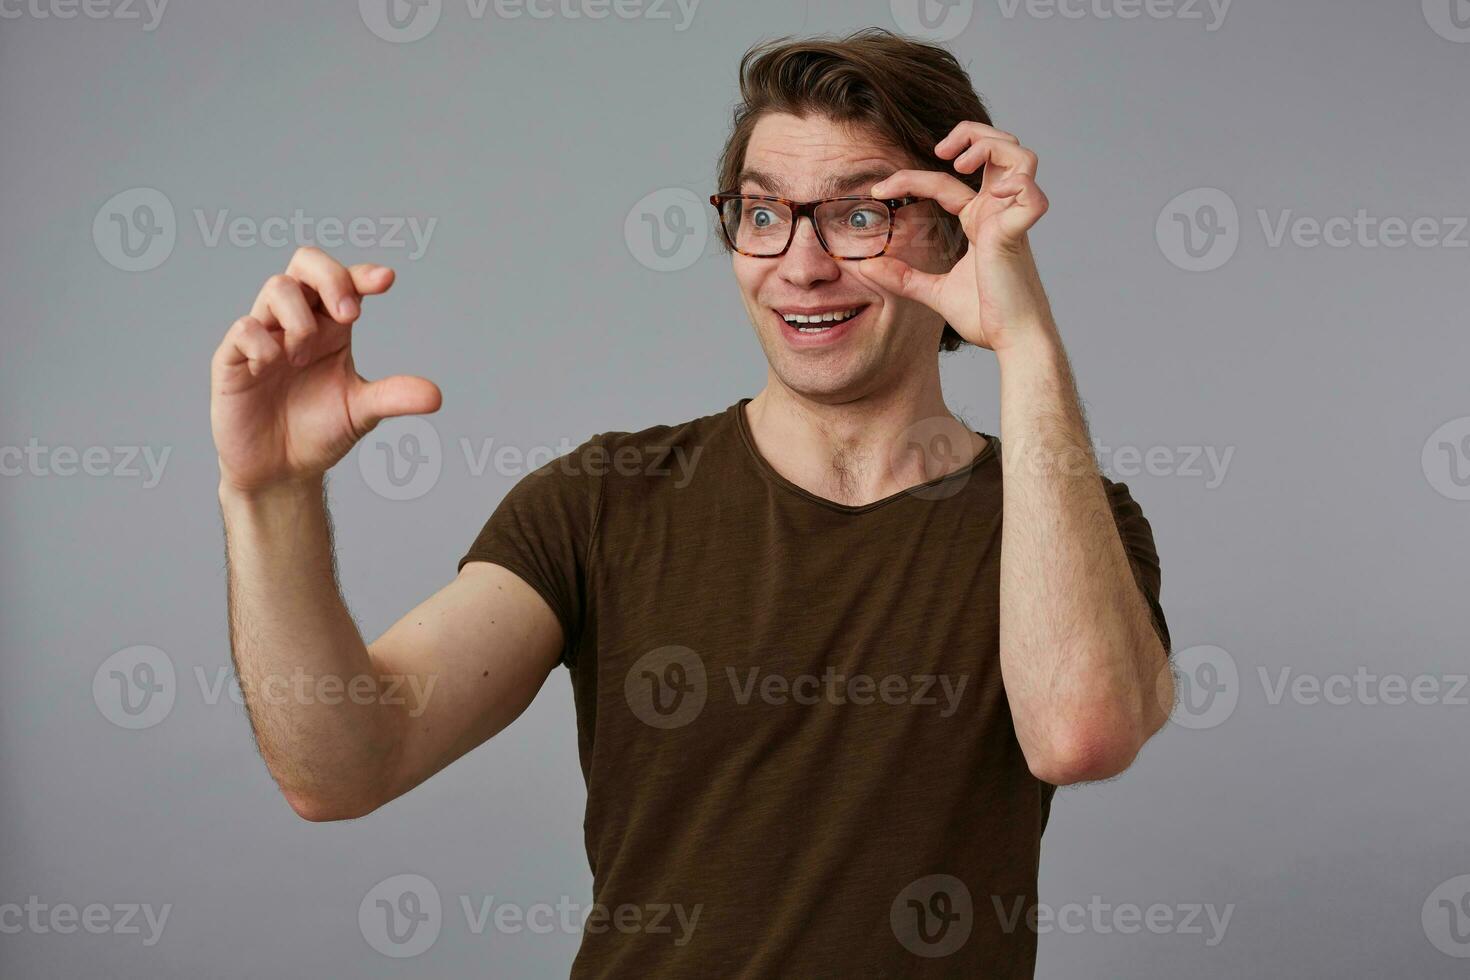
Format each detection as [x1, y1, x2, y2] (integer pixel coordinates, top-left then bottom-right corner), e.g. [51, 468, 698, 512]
[776, 215, 840, 289]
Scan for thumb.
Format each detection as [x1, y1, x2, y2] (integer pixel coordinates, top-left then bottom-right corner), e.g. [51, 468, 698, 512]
[859, 255, 945, 311]
[350, 374, 443, 431]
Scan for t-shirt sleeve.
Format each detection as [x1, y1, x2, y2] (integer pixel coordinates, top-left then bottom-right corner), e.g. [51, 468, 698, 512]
[458, 436, 606, 668]
[1102, 478, 1171, 656]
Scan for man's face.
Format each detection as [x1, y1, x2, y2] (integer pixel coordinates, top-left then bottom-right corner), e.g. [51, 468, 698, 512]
[730, 112, 953, 404]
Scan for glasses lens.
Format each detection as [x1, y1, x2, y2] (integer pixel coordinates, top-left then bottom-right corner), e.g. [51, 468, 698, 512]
[815, 199, 893, 258]
[720, 197, 792, 256]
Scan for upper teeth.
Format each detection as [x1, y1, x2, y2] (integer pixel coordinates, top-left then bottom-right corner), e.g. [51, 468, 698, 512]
[782, 308, 859, 325]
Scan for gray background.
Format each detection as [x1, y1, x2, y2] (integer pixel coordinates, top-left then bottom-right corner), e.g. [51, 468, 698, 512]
[2, 0, 1468, 975]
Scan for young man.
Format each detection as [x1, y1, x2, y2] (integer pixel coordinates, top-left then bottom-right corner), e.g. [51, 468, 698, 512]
[210, 29, 1173, 978]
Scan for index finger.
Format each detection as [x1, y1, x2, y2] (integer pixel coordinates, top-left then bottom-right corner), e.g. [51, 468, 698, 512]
[935, 121, 1019, 158]
[283, 248, 384, 324]
[870, 169, 976, 216]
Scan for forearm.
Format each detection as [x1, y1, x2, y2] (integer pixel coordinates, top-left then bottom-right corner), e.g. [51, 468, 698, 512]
[220, 477, 405, 818]
[995, 327, 1169, 784]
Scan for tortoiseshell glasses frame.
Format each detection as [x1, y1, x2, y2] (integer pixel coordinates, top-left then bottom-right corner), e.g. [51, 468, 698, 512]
[709, 192, 925, 260]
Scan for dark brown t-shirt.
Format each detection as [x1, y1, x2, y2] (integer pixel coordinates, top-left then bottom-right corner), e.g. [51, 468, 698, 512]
[460, 399, 1169, 978]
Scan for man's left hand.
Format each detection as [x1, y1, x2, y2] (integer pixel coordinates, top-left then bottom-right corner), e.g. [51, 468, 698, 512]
[862, 121, 1053, 354]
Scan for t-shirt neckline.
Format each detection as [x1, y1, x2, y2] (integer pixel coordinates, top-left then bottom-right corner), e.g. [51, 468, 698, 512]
[731, 398, 997, 515]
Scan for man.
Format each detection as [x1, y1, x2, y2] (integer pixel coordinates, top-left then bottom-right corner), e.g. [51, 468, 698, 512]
[210, 28, 1173, 978]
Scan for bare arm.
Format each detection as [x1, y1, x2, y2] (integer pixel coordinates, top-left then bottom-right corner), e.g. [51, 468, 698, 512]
[863, 122, 1171, 785]
[995, 330, 1172, 786]
[213, 247, 561, 821]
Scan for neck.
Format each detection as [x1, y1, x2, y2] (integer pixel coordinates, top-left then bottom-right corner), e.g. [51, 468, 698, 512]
[744, 364, 987, 507]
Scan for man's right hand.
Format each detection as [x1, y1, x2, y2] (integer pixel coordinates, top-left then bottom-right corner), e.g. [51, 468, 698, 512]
[210, 246, 442, 493]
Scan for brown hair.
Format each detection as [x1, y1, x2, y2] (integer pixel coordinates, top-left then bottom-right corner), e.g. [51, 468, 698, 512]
[715, 28, 993, 352]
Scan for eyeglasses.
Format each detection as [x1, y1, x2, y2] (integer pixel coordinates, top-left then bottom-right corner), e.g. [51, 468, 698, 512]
[709, 192, 923, 260]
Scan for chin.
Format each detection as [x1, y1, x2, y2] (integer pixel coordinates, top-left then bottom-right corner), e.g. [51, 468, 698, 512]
[768, 355, 882, 405]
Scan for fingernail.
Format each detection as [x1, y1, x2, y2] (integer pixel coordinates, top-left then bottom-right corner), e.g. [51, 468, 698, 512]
[338, 297, 359, 320]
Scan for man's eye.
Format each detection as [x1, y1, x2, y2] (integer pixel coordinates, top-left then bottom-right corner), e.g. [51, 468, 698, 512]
[750, 207, 777, 228]
[847, 208, 881, 229]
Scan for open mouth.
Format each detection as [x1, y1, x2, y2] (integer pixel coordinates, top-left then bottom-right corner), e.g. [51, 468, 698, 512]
[777, 305, 869, 335]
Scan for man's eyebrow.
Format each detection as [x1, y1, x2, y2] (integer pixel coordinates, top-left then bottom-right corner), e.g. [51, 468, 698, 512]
[735, 167, 898, 199]
[736, 169, 790, 196]
[820, 168, 897, 197]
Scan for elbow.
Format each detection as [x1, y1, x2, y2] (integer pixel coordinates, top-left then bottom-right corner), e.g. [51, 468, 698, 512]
[281, 787, 382, 823]
[1025, 720, 1146, 786]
